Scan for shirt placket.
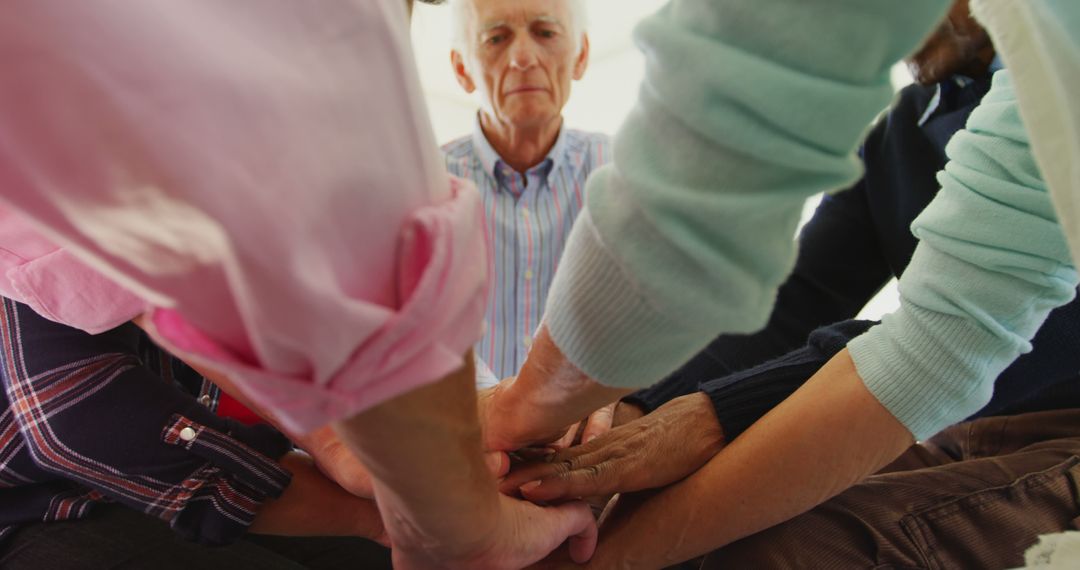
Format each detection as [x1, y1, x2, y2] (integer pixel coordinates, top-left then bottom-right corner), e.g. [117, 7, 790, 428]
[512, 170, 533, 372]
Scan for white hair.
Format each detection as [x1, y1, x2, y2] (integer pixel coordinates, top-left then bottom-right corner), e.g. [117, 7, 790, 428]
[449, 0, 587, 55]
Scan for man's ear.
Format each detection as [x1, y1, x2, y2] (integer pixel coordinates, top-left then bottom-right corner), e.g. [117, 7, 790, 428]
[572, 34, 590, 80]
[451, 50, 477, 93]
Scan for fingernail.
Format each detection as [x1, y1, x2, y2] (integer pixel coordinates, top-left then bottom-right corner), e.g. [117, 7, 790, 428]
[520, 480, 542, 492]
[586, 435, 598, 443]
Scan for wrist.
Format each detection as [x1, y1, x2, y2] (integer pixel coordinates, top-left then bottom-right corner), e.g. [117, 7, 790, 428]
[387, 491, 501, 566]
[613, 401, 646, 427]
[680, 392, 727, 452]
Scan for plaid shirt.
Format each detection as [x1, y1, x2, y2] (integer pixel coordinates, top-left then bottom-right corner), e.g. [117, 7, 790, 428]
[0, 298, 292, 546]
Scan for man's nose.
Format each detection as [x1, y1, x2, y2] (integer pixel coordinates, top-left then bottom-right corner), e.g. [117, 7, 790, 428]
[508, 37, 540, 70]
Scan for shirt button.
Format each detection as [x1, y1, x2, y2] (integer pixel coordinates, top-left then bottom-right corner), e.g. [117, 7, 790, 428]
[524, 337, 533, 348]
[198, 395, 211, 406]
[522, 208, 530, 218]
[179, 427, 197, 442]
[524, 269, 533, 280]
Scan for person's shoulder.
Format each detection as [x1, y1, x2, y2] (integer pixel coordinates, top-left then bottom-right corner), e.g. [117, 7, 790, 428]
[565, 128, 611, 147]
[440, 134, 479, 175]
[564, 129, 613, 170]
[441, 133, 475, 158]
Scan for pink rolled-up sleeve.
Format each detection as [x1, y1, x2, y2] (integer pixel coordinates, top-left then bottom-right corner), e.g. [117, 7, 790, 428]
[0, 207, 148, 334]
[0, 0, 488, 433]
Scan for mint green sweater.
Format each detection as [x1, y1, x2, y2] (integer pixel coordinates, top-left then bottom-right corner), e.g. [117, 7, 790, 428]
[544, 0, 1080, 440]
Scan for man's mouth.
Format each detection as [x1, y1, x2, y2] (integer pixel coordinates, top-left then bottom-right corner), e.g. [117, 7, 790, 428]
[505, 86, 546, 95]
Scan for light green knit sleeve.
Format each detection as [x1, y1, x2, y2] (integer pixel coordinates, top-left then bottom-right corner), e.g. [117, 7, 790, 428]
[848, 71, 1078, 441]
[544, 0, 949, 387]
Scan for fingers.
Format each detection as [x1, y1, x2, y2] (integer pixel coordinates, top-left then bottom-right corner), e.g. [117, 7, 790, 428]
[520, 460, 614, 503]
[550, 501, 598, 564]
[512, 441, 627, 502]
[486, 450, 511, 478]
[549, 421, 581, 450]
[581, 402, 616, 443]
[499, 449, 580, 495]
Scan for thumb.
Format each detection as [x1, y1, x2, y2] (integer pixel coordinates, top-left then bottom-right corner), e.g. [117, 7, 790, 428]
[581, 403, 616, 444]
[485, 450, 511, 478]
[547, 502, 598, 564]
[520, 461, 615, 502]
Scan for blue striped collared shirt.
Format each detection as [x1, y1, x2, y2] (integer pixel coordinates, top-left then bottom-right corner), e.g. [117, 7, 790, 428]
[443, 118, 611, 382]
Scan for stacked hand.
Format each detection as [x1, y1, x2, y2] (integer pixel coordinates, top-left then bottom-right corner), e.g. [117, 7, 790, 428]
[392, 494, 598, 570]
[500, 392, 726, 504]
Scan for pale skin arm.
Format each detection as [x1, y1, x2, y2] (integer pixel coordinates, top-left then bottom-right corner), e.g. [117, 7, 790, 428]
[578, 348, 913, 568]
[483, 325, 633, 451]
[335, 352, 598, 570]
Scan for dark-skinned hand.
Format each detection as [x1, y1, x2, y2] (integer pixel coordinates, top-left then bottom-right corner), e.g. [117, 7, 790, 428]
[500, 392, 726, 502]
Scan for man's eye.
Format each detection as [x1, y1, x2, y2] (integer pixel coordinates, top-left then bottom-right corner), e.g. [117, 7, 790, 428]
[486, 35, 506, 45]
[537, 30, 557, 39]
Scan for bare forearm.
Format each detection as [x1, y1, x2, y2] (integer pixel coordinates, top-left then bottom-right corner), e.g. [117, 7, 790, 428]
[249, 451, 384, 540]
[334, 352, 499, 562]
[591, 349, 913, 567]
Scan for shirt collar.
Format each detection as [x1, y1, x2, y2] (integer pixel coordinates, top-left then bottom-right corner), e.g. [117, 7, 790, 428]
[917, 55, 1005, 127]
[470, 113, 568, 188]
[470, 114, 504, 181]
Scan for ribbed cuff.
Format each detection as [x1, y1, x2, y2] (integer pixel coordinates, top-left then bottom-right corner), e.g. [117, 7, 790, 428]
[623, 375, 700, 414]
[704, 373, 807, 442]
[545, 209, 714, 388]
[849, 304, 1020, 441]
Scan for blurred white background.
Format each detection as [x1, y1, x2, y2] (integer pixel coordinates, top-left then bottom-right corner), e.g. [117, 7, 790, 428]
[411, 0, 914, 320]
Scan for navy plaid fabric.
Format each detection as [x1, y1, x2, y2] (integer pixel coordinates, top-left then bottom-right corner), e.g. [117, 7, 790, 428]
[0, 298, 292, 546]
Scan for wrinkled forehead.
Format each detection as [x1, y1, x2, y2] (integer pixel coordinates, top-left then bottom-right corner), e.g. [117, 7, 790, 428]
[470, 0, 571, 32]
[479, 14, 564, 33]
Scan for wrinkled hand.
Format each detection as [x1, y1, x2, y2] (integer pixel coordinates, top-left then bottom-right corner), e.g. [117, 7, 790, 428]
[478, 379, 577, 452]
[299, 426, 509, 499]
[479, 326, 633, 452]
[547, 400, 645, 451]
[393, 494, 598, 570]
[500, 392, 726, 502]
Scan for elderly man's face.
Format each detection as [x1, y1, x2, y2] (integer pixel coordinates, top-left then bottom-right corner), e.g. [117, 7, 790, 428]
[906, 0, 994, 85]
[453, 0, 588, 130]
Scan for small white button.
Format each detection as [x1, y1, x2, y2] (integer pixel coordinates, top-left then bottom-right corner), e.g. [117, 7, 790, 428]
[179, 427, 197, 442]
[198, 395, 211, 406]
[521, 208, 530, 218]
[523, 337, 533, 348]
[524, 269, 533, 280]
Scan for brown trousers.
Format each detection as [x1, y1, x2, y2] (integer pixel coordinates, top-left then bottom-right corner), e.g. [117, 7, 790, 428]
[700, 408, 1080, 569]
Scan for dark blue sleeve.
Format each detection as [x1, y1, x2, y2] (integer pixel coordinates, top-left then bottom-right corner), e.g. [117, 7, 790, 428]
[974, 296, 1080, 418]
[0, 298, 292, 546]
[696, 293, 1080, 441]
